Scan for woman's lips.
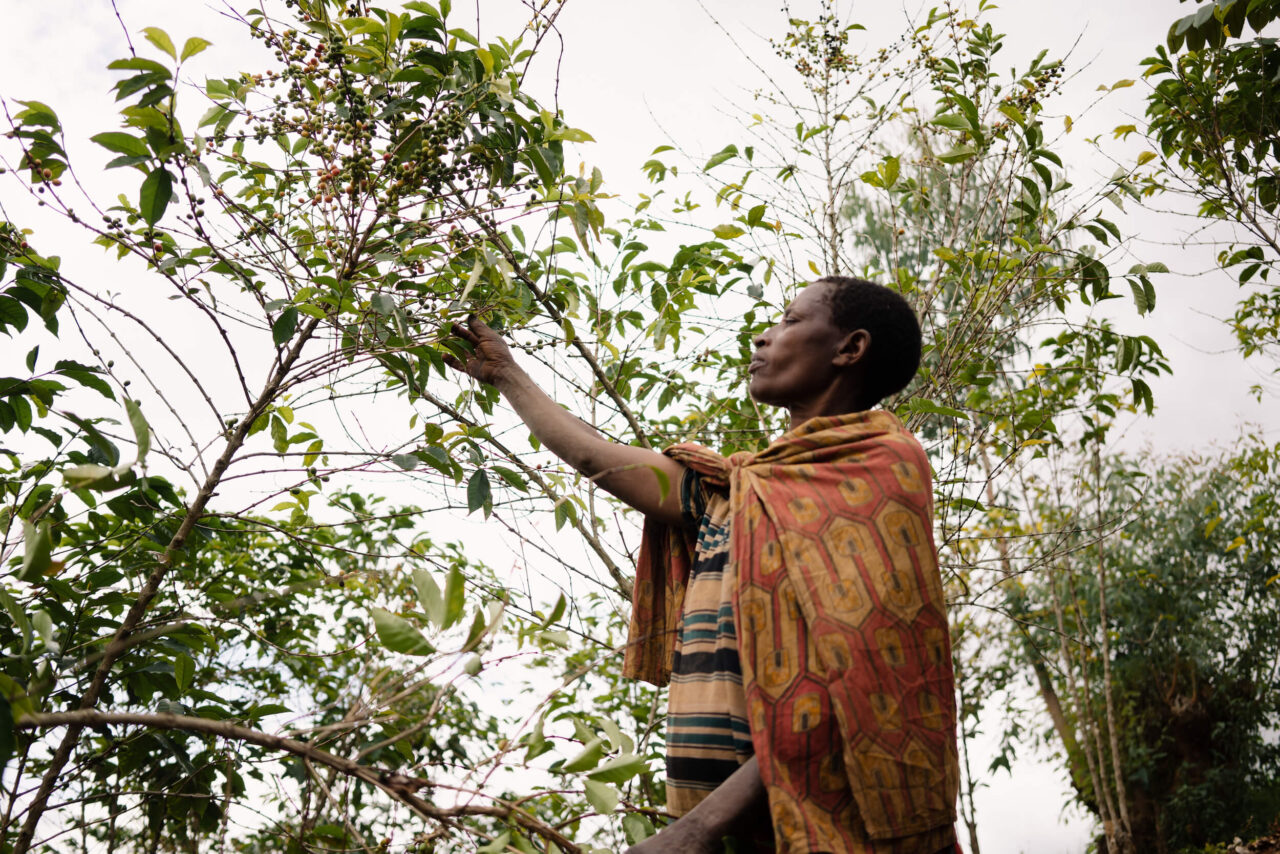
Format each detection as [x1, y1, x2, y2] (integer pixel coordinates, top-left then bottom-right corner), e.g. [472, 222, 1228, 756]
[748, 359, 765, 374]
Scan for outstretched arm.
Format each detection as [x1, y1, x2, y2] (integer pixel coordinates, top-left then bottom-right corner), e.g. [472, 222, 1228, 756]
[627, 757, 768, 854]
[444, 317, 686, 526]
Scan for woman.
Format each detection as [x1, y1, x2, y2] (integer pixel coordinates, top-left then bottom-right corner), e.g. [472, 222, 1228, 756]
[446, 277, 959, 854]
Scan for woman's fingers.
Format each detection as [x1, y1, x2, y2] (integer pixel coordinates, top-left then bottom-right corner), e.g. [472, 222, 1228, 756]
[449, 320, 479, 344]
[443, 314, 512, 383]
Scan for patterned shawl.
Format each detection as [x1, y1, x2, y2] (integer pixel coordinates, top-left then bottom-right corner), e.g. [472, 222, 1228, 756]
[624, 411, 959, 842]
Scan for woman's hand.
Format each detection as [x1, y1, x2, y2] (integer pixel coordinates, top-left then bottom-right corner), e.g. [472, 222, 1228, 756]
[439, 313, 687, 525]
[443, 315, 518, 387]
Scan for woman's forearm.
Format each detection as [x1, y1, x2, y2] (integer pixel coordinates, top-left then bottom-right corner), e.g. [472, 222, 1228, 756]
[678, 756, 767, 840]
[492, 364, 686, 523]
[626, 757, 767, 853]
[492, 363, 612, 475]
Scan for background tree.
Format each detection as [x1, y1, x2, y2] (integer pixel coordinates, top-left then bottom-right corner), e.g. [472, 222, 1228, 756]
[1141, 0, 1280, 386]
[999, 440, 1280, 852]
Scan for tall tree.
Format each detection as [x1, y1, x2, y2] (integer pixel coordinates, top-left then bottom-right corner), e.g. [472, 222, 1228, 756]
[0, 2, 1205, 852]
[1002, 442, 1280, 852]
[1142, 0, 1280, 385]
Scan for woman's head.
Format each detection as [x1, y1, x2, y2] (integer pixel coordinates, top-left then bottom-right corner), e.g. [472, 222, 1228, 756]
[818, 275, 922, 405]
[748, 277, 921, 420]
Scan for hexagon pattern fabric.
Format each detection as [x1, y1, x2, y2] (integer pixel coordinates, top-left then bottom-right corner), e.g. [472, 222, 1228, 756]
[625, 412, 959, 851]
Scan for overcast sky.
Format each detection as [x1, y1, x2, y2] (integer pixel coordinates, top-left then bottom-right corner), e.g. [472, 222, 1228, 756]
[3, 2, 1277, 852]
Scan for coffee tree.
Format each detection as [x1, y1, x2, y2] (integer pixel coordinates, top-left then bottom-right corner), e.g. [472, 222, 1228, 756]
[0, 1, 670, 851]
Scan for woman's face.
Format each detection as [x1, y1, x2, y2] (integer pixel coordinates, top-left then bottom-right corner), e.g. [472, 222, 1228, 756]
[747, 282, 850, 410]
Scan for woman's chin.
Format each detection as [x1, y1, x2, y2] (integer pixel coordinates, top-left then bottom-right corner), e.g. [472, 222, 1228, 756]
[746, 381, 783, 409]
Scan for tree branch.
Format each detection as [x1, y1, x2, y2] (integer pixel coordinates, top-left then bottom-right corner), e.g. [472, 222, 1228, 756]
[16, 711, 582, 854]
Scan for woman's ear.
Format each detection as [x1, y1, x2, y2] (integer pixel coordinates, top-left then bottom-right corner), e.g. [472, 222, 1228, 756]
[833, 329, 870, 367]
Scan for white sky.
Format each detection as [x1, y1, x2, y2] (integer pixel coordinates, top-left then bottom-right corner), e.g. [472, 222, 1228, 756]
[3, 1, 1277, 852]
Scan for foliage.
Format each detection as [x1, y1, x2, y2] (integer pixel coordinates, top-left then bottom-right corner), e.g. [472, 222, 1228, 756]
[1001, 442, 1280, 852]
[1141, 0, 1280, 379]
[0, 1, 667, 851]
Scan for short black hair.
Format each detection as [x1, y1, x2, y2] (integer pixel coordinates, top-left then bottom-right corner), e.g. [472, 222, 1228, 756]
[817, 275, 922, 406]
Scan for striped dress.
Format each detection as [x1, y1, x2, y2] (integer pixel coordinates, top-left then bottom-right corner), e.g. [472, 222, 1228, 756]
[664, 468, 755, 813]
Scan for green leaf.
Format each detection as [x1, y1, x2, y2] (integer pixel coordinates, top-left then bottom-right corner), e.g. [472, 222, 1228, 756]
[491, 466, 527, 491]
[174, 653, 195, 693]
[390, 453, 419, 470]
[622, 813, 654, 845]
[938, 145, 978, 164]
[548, 126, 595, 143]
[0, 587, 31, 652]
[270, 415, 288, 454]
[272, 307, 298, 347]
[1116, 336, 1135, 373]
[370, 607, 436, 656]
[0, 673, 35, 770]
[63, 464, 113, 489]
[370, 293, 396, 315]
[527, 146, 559, 189]
[586, 752, 647, 784]
[647, 465, 671, 503]
[180, 37, 213, 61]
[412, 569, 445, 627]
[90, 132, 149, 159]
[703, 144, 739, 171]
[560, 737, 605, 773]
[599, 717, 633, 753]
[303, 440, 323, 467]
[951, 92, 980, 130]
[1129, 280, 1153, 315]
[476, 832, 511, 854]
[524, 713, 550, 762]
[904, 398, 968, 420]
[930, 114, 971, 132]
[539, 628, 570, 648]
[0, 674, 35, 720]
[543, 592, 567, 628]
[997, 102, 1026, 126]
[712, 224, 745, 240]
[583, 779, 619, 814]
[18, 519, 52, 583]
[466, 469, 492, 516]
[124, 399, 150, 465]
[879, 155, 900, 188]
[142, 27, 177, 59]
[31, 609, 56, 651]
[553, 498, 576, 531]
[1131, 377, 1154, 415]
[139, 168, 173, 225]
[462, 606, 487, 649]
[442, 564, 466, 629]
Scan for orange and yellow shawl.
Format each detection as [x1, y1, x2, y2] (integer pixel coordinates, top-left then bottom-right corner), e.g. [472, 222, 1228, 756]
[625, 411, 959, 849]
